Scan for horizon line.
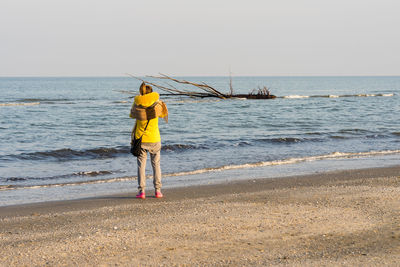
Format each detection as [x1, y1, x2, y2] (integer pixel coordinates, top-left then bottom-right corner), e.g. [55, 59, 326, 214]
[1, 74, 400, 78]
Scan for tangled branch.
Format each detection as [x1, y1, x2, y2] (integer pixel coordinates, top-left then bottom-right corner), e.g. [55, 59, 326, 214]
[124, 73, 276, 100]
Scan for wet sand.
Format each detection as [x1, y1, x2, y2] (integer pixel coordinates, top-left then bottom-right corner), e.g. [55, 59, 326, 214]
[0, 166, 399, 266]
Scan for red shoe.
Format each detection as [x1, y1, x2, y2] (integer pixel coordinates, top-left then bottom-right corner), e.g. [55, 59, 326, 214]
[136, 191, 145, 199]
[155, 190, 163, 198]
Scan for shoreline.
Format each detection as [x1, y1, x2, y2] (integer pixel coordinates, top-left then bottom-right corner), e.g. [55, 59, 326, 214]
[2, 151, 400, 207]
[1, 165, 399, 265]
[0, 165, 399, 216]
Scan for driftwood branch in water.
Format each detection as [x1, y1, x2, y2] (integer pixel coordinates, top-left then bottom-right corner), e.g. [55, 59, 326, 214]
[125, 73, 276, 99]
[126, 73, 217, 98]
[148, 74, 227, 99]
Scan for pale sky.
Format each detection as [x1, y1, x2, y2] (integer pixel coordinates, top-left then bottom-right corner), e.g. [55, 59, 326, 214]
[1, 0, 399, 76]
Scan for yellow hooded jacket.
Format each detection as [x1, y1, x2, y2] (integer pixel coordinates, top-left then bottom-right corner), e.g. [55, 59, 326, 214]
[130, 92, 161, 143]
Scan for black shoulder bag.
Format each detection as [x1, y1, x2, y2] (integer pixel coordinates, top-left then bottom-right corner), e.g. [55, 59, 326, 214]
[130, 120, 150, 157]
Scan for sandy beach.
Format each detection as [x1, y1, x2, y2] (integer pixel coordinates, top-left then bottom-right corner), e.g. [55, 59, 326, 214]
[0, 166, 399, 266]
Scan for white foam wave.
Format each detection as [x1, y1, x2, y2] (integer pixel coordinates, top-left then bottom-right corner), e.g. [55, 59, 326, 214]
[283, 95, 310, 99]
[281, 93, 395, 99]
[2, 149, 400, 191]
[0, 176, 134, 191]
[166, 150, 400, 177]
[0, 102, 40, 107]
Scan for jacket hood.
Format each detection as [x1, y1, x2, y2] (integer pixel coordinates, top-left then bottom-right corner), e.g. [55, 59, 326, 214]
[134, 92, 159, 107]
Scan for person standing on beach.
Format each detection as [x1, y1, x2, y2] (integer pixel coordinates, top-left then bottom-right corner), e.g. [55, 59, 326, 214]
[130, 82, 168, 199]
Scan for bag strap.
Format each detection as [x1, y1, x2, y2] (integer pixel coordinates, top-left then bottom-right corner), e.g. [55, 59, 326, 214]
[143, 120, 150, 132]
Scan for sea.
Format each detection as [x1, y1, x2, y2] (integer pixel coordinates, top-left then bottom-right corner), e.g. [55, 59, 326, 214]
[1, 76, 399, 206]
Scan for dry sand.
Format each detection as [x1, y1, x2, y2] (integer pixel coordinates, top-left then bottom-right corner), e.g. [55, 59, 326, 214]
[0, 166, 399, 266]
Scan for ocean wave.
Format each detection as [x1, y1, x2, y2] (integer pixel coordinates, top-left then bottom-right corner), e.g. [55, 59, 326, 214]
[2, 130, 393, 162]
[269, 137, 304, 143]
[16, 98, 71, 102]
[365, 134, 389, 139]
[0, 98, 76, 107]
[0, 102, 40, 107]
[4, 144, 206, 162]
[165, 150, 400, 177]
[163, 144, 205, 151]
[3, 170, 114, 183]
[280, 93, 395, 99]
[256, 137, 303, 143]
[255, 137, 321, 144]
[13, 147, 129, 161]
[282, 95, 310, 99]
[0, 97, 105, 107]
[338, 128, 371, 135]
[5, 177, 27, 182]
[233, 141, 251, 147]
[2, 149, 400, 192]
[0, 185, 15, 190]
[329, 129, 385, 139]
[329, 135, 351, 140]
[76, 170, 113, 176]
[0, 176, 133, 191]
[381, 93, 395, 97]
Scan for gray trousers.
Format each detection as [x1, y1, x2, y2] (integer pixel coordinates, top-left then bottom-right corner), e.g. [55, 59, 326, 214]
[137, 142, 162, 191]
